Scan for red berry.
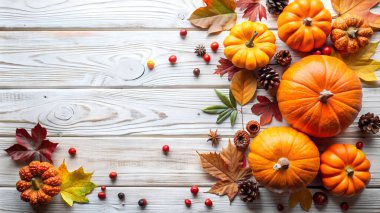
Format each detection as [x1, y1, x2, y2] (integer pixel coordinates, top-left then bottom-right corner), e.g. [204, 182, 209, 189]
[100, 185, 106, 191]
[184, 199, 192, 207]
[340, 202, 349, 211]
[312, 50, 322, 55]
[109, 171, 117, 180]
[162, 145, 170, 153]
[277, 204, 284, 211]
[138, 198, 147, 207]
[322, 46, 332, 55]
[203, 54, 211, 63]
[313, 192, 328, 205]
[169, 55, 177, 64]
[98, 191, 106, 200]
[204, 198, 213, 207]
[180, 29, 187, 37]
[68, 147, 76, 156]
[210, 42, 219, 52]
[190, 186, 199, 195]
[356, 141, 364, 149]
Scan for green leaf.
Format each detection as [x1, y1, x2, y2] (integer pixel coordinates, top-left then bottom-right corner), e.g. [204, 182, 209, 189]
[230, 110, 238, 126]
[202, 105, 229, 114]
[215, 89, 234, 108]
[229, 89, 237, 108]
[217, 109, 233, 124]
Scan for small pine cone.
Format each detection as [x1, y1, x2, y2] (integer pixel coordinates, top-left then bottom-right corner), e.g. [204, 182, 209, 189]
[258, 66, 280, 90]
[275, 50, 292, 66]
[234, 130, 250, 151]
[246, 120, 260, 135]
[266, 0, 289, 15]
[358, 112, 380, 134]
[195, 45, 207, 56]
[238, 178, 260, 202]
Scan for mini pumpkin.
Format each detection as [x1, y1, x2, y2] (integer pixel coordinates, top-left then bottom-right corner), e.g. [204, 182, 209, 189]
[248, 127, 320, 193]
[224, 21, 276, 70]
[331, 14, 374, 54]
[277, 0, 332, 52]
[16, 161, 61, 206]
[320, 144, 371, 196]
[277, 55, 362, 138]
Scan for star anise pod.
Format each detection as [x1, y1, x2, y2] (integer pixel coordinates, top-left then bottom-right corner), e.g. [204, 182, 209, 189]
[207, 129, 221, 146]
[195, 45, 207, 57]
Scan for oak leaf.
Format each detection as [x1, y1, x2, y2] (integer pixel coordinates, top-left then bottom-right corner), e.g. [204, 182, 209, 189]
[237, 0, 267, 21]
[251, 95, 282, 126]
[230, 70, 257, 106]
[331, 42, 380, 81]
[4, 123, 58, 163]
[331, 0, 380, 28]
[214, 57, 242, 81]
[288, 187, 312, 211]
[188, 0, 237, 34]
[58, 161, 96, 206]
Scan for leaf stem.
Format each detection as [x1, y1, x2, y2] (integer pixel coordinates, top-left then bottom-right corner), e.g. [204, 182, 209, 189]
[241, 105, 244, 130]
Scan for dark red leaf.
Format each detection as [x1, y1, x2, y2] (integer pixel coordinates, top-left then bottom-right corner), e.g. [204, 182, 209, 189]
[251, 96, 282, 126]
[260, 111, 273, 126]
[5, 123, 58, 163]
[237, 0, 267, 21]
[214, 58, 242, 81]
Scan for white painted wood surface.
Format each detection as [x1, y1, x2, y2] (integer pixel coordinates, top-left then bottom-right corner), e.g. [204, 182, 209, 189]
[1, 0, 380, 212]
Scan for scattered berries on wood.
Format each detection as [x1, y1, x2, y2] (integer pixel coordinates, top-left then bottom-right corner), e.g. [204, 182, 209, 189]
[180, 29, 187, 37]
[101, 185, 106, 191]
[275, 50, 292, 66]
[98, 192, 106, 200]
[193, 68, 200, 77]
[356, 141, 364, 149]
[312, 50, 322, 55]
[234, 130, 251, 151]
[138, 198, 147, 207]
[118, 192, 126, 200]
[68, 147, 76, 156]
[190, 186, 199, 195]
[162, 145, 170, 153]
[210, 42, 219, 52]
[207, 129, 221, 146]
[109, 171, 117, 180]
[203, 54, 211, 63]
[277, 204, 284, 211]
[246, 120, 260, 135]
[204, 198, 213, 207]
[358, 112, 380, 134]
[313, 192, 328, 205]
[184, 199, 192, 207]
[340, 202, 349, 211]
[322, 46, 332, 55]
[169, 55, 177, 64]
[195, 45, 207, 56]
[147, 60, 155, 70]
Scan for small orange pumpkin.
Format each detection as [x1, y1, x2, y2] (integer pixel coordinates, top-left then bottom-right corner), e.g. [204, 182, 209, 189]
[320, 144, 371, 196]
[248, 127, 320, 193]
[16, 161, 61, 206]
[277, 55, 362, 137]
[277, 0, 332, 52]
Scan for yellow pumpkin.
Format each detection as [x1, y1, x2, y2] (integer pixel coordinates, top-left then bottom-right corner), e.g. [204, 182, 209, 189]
[224, 21, 276, 70]
[248, 127, 320, 193]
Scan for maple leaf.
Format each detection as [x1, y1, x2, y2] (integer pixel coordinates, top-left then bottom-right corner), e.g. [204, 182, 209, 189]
[58, 161, 96, 206]
[188, 0, 237, 34]
[251, 96, 282, 126]
[331, 42, 380, 81]
[288, 187, 312, 211]
[198, 141, 251, 202]
[331, 0, 380, 28]
[237, 0, 267, 21]
[4, 123, 58, 163]
[214, 58, 242, 81]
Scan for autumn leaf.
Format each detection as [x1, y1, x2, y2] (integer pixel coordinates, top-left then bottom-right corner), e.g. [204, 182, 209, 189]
[230, 70, 257, 106]
[237, 0, 267, 21]
[331, 0, 380, 28]
[251, 96, 282, 126]
[58, 161, 96, 206]
[214, 58, 242, 81]
[188, 0, 237, 34]
[289, 187, 312, 211]
[331, 42, 380, 81]
[4, 123, 58, 163]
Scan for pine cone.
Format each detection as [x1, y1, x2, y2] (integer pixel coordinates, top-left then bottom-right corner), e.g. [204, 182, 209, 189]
[358, 112, 380, 134]
[275, 50, 292, 66]
[195, 45, 206, 56]
[258, 66, 280, 90]
[266, 0, 289, 15]
[234, 130, 250, 151]
[238, 178, 259, 202]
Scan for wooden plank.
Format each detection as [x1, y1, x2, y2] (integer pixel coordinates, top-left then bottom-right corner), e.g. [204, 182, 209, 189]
[0, 88, 377, 137]
[0, 137, 378, 187]
[1, 31, 380, 88]
[0, 186, 379, 212]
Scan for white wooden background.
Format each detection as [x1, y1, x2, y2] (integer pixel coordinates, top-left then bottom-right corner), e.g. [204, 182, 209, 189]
[0, 0, 379, 212]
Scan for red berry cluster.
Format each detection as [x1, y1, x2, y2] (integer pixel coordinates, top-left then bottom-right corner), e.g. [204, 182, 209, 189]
[184, 186, 213, 208]
[312, 46, 332, 55]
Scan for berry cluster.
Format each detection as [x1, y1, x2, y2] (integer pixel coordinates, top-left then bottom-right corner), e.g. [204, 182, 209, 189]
[312, 46, 332, 56]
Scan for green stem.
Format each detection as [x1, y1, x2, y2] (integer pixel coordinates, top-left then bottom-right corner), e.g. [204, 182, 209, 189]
[245, 31, 258, 48]
[31, 179, 40, 190]
[347, 27, 358, 39]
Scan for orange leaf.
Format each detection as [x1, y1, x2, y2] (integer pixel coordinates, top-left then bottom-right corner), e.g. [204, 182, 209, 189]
[221, 140, 245, 175]
[197, 151, 232, 181]
[188, 0, 237, 34]
[208, 180, 239, 202]
[331, 0, 380, 28]
[230, 70, 257, 106]
[288, 187, 312, 211]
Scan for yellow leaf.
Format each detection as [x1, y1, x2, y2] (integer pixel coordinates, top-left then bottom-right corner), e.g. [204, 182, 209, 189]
[58, 161, 96, 206]
[331, 42, 380, 82]
[288, 187, 312, 212]
[230, 70, 257, 105]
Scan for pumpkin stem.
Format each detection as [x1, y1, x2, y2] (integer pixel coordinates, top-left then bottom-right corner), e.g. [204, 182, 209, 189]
[319, 89, 334, 103]
[31, 179, 40, 190]
[303, 17, 313, 26]
[246, 31, 258, 48]
[273, 157, 290, 171]
[347, 27, 358, 39]
[345, 166, 355, 177]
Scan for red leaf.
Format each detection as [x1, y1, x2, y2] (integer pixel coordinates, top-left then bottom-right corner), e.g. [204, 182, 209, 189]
[237, 0, 267, 21]
[5, 123, 58, 163]
[214, 58, 242, 81]
[251, 96, 282, 126]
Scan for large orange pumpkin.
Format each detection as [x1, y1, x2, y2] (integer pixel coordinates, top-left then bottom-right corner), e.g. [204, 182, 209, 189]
[277, 55, 362, 138]
[248, 127, 320, 193]
[320, 144, 371, 196]
[277, 0, 332, 52]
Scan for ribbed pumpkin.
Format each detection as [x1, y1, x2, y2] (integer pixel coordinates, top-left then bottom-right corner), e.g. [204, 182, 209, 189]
[277, 0, 332, 52]
[277, 55, 362, 138]
[248, 127, 320, 193]
[320, 144, 371, 196]
[224, 21, 276, 70]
